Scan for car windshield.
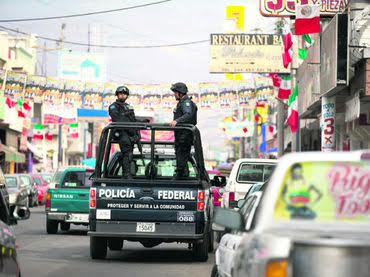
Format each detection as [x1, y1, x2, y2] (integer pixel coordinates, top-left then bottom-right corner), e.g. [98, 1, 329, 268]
[19, 176, 31, 187]
[274, 161, 370, 222]
[237, 163, 276, 183]
[62, 171, 92, 188]
[5, 177, 17, 188]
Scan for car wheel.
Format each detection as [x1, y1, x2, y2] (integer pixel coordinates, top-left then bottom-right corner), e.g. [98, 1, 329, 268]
[46, 218, 58, 234]
[60, 222, 70, 231]
[90, 236, 107, 259]
[192, 233, 209, 262]
[210, 264, 219, 277]
[108, 238, 124, 251]
[208, 230, 214, 252]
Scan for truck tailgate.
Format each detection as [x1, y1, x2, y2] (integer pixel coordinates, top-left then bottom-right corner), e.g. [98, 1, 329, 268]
[50, 189, 90, 213]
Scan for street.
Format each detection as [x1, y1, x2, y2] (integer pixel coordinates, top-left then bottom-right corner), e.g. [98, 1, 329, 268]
[14, 206, 214, 277]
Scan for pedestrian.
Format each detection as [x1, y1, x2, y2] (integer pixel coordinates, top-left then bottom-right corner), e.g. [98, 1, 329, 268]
[108, 85, 138, 179]
[169, 82, 198, 178]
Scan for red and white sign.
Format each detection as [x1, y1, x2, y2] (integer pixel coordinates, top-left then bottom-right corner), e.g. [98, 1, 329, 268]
[259, 0, 348, 17]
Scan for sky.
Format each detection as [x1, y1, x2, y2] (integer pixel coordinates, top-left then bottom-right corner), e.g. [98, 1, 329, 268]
[0, 0, 277, 159]
[0, 0, 277, 84]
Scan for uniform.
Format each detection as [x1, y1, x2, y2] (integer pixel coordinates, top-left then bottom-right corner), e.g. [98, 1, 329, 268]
[173, 95, 198, 177]
[108, 100, 138, 178]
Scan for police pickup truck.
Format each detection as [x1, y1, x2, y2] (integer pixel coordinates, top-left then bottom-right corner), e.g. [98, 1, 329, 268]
[88, 123, 213, 261]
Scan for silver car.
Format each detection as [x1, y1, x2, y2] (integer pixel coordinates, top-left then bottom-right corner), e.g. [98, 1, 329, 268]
[5, 175, 29, 210]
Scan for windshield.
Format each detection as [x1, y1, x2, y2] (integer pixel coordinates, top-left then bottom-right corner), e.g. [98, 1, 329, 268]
[62, 171, 92, 188]
[20, 176, 31, 187]
[237, 163, 275, 183]
[5, 177, 17, 188]
[274, 161, 370, 222]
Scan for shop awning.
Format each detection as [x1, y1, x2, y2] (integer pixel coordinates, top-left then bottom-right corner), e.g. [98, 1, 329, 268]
[0, 144, 26, 163]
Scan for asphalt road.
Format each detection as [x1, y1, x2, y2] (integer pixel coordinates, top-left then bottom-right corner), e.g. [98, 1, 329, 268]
[14, 206, 215, 277]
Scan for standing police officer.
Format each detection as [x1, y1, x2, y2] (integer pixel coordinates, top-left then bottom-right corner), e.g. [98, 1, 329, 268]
[169, 82, 198, 178]
[108, 86, 138, 178]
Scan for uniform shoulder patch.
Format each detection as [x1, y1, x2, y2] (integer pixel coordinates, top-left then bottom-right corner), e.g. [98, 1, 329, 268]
[185, 102, 190, 106]
[109, 105, 116, 110]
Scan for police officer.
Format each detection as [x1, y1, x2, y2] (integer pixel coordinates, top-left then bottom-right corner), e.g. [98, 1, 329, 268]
[108, 86, 138, 178]
[170, 82, 198, 178]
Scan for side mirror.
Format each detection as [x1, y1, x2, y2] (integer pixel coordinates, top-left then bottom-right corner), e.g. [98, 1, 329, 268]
[14, 206, 31, 221]
[49, 183, 58, 189]
[213, 208, 244, 232]
[211, 176, 226, 187]
[237, 199, 246, 208]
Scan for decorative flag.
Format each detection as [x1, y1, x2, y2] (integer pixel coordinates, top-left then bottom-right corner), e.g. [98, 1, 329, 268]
[302, 34, 313, 48]
[23, 102, 32, 112]
[45, 131, 53, 141]
[254, 108, 260, 123]
[17, 99, 25, 118]
[287, 86, 299, 133]
[33, 124, 44, 140]
[282, 24, 293, 69]
[5, 97, 16, 109]
[278, 75, 292, 100]
[269, 73, 281, 88]
[295, 5, 320, 35]
[298, 48, 308, 63]
[69, 123, 79, 139]
[268, 125, 275, 133]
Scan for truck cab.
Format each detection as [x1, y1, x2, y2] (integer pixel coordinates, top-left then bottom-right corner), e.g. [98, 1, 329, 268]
[89, 123, 212, 261]
[45, 167, 93, 234]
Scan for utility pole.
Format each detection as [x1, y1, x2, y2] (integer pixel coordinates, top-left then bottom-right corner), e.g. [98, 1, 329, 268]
[87, 24, 95, 158]
[57, 23, 65, 167]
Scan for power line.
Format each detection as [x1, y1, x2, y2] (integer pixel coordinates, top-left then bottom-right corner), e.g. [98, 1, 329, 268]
[0, 25, 209, 48]
[0, 0, 172, 22]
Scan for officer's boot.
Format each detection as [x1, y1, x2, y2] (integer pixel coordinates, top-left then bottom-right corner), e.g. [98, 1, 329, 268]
[121, 153, 132, 179]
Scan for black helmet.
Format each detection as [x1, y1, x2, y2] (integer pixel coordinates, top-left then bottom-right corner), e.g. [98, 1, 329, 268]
[115, 85, 130, 96]
[171, 82, 188, 94]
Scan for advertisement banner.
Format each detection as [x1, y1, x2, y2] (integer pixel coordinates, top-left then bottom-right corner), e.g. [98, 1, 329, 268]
[102, 83, 117, 111]
[83, 82, 103, 110]
[63, 80, 84, 109]
[4, 71, 26, 100]
[199, 83, 219, 110]
[259, 0, 348, 17]
[0, 69, 6, 90]
[161, 84, 176, 110]
[274, 161, 370, 221]
[321, 96, 336, 152]
[237, 80, 255, 107]
[210, 34, 290, 73]
[218, 82, 238, 109]
[25, 75, 46, 103]
[255, 76, 274, 102]
[43, 78, 64, 124]
[143, 85, 161, 111]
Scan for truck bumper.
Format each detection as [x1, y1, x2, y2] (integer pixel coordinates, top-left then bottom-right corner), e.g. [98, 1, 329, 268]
[88, 221, 206, 241]
[47, 212, 67, 221]
[47, 212, 89, 224]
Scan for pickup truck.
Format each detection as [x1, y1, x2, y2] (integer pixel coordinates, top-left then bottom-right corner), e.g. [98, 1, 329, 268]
[45, 167, 93, 234]
[214, 151, 370, 277]
[89, 123, 213, 261]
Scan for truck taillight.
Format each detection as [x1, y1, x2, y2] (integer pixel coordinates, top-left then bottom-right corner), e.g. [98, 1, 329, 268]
[197, 190, 205, 211]
[90, 188, 96, 209]
[229, 192, 235, 208]
[45, 192, 51, 210]
[265, 259, 288, 277]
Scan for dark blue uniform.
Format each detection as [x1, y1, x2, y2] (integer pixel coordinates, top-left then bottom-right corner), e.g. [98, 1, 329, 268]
[108, 100, 138, 178]
[173, 95, 198, 177]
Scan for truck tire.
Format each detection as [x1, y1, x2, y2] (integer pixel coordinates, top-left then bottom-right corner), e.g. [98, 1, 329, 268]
[208, 231, 214, 252]
[60, 222, 70, 231]
[108, 238, 124, 251]
[46, 219, 58, 234]
[90, 237, 107, 259]
[192, 233, 209, 262]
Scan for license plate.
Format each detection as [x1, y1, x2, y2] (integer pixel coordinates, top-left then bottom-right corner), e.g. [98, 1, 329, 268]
[136, 222, 155, 232]
[66, 213, 89, 223]
[96, 209, 111, 220]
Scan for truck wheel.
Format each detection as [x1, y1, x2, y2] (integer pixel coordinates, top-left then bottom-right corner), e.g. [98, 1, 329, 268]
[108, 238, 124, 251]
[192, 233, 209, 262]
[90, 237, 107, 259]
[46, 219, 58, 234]
[208, 231, 214, 252]
[60, 222, 70, 231]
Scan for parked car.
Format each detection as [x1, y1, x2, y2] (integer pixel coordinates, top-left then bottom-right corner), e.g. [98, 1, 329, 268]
[212, 191, 263, 277]
[222, 159, 277, 209]
[5, 175, 29, 214]
[17, 174, 38, 207]
[214, 151, 370, 277]
[45, 167, 93, 234]
[30, 174, 49, 204]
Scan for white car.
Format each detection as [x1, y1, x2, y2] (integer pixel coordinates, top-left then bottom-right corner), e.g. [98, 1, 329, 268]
[213, 191, 263, 277]
[222, 159, 277, 209]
